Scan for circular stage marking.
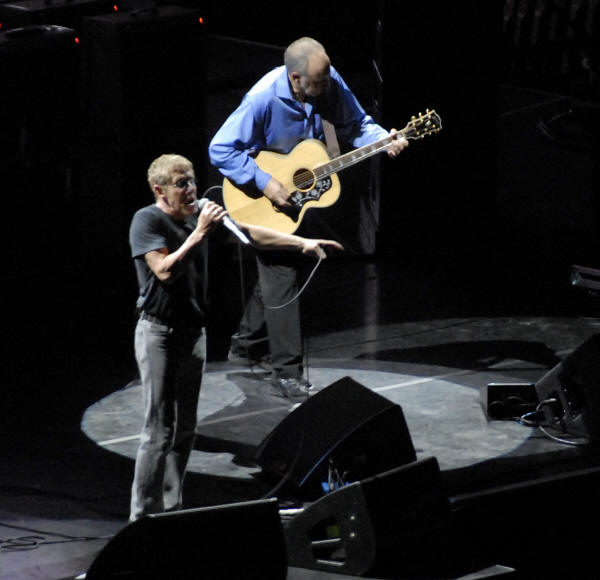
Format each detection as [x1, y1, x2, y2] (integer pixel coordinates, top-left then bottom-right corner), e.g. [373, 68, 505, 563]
[81, 365, 533, 479]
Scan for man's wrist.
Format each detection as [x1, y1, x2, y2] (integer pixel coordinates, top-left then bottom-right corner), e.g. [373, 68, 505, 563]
[256, 170, 271, 192]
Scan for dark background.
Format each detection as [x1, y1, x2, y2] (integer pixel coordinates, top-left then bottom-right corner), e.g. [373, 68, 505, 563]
[2, 0, 599, 433]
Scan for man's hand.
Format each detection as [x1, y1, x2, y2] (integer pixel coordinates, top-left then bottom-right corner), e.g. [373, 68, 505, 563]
[264, 177, 292, 209]
[386, 129, 409, 158]
[196, 200, 228, 235]
[145, 200, 228, 283]
[301, 239, 344, 259]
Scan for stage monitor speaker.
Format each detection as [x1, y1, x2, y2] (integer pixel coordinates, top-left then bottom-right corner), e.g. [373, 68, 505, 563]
[535, 334, 600, 441]
[284, 457, 458, 578]
[86, 498, 287, 580]
[253, 376, 416, 500]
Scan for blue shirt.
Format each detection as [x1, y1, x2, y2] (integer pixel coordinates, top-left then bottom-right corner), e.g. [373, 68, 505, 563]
[208, 65, 388, 191]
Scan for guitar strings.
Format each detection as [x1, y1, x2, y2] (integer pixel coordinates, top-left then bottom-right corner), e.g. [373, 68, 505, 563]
[295, 113, 439, 186]
[293, 142, 387, 189]
[298, 136, 400, 185]
[291, 118, 437, 189]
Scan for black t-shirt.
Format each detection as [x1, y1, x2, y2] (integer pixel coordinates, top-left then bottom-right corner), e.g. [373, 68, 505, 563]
[129, 204, 206, 327]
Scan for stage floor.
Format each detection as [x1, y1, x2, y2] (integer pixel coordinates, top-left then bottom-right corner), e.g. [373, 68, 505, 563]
[4, 298, 600, 578]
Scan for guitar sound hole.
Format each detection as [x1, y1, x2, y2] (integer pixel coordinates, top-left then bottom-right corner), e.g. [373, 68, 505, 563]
[293, 168, 315, 192]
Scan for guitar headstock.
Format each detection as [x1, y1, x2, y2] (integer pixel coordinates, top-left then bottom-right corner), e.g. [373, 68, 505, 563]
[402, 109, 442, 140]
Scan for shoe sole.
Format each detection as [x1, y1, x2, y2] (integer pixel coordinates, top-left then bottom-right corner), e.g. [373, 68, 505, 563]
[269, 387, 307, 399]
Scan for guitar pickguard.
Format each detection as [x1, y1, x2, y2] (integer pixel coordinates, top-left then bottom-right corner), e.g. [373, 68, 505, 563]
[288, 176, 333, 217]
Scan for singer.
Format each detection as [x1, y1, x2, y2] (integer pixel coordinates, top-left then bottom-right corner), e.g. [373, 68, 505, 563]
[128, 153, 342, 521]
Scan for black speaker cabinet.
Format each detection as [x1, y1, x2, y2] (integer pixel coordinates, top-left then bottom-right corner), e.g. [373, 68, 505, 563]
[451, 465, 600, 577]
[0, 25, 79, 276]
[535, 334, 600, 441]
[86, 498, 287, 579]
[81, 5, 206, 151]
[0, 0, 115, 31]
[284, 457, 458, 577]
[253, 376, 416, 500]
[0, 24, 79, 162]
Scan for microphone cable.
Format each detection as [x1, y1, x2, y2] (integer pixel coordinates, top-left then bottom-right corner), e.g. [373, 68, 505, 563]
[200, 183, 323, 310]
[264, 254, 323, 310]
[199, 184, 320, 501]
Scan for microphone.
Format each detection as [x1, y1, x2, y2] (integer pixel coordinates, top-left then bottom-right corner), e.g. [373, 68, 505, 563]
[196, 198, 250, 245]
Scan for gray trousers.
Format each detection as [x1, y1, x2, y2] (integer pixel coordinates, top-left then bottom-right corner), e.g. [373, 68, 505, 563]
[130, 317, 206, 521]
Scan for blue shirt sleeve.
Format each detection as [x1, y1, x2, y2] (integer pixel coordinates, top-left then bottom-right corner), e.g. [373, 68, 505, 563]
[208, 97, 273, 192]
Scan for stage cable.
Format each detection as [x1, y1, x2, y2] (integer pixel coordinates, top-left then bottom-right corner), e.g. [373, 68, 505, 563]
[201, 184, 323, 375]
[0, 483, 129, 519]
[304, 332, 311, 388]
[264, 255, 323, 310]
[200, 183, 318, 503]
[198, 184, 223, 203]
[0, 521, 113, 553]
[200, 185, 265, 377]
[200, 182, 324, 311]
[234, 242, 269, 379]
[517, 399, 589, 447]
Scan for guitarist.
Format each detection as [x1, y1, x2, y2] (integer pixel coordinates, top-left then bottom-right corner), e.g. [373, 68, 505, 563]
[209, 37, 408, 399]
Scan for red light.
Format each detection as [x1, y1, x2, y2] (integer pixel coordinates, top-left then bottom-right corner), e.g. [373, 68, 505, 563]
[198, 17, 204, 24]
[74, 37, 80, 44]
[113, 4, 118, 11]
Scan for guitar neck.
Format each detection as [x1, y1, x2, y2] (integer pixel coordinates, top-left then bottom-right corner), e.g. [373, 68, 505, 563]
[314, 130, 405, 179]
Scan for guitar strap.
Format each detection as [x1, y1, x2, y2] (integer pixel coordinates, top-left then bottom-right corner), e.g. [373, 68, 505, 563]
[322, 119, 340, 158]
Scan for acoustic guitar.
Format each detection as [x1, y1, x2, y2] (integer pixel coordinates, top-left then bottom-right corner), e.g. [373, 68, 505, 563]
[223, 109, 442, 234]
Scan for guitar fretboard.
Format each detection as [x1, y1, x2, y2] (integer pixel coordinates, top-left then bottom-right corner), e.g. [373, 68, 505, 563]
[292, 110, 439, 190]
[314, 132, 400, 179]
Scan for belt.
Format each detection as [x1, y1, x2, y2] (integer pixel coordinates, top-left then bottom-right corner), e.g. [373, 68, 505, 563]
[139, 311, 171, 326]
[139, 311, 204, 330]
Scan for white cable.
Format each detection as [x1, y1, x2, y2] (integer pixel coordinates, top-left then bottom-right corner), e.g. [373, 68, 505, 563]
[265, 255, 323, 310]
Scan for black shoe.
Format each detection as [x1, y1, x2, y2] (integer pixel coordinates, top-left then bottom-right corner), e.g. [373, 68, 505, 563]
[270, 376, 310, 399]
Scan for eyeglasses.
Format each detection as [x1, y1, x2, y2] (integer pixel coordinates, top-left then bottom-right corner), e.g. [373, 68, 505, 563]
[171, 177, 196, 190]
